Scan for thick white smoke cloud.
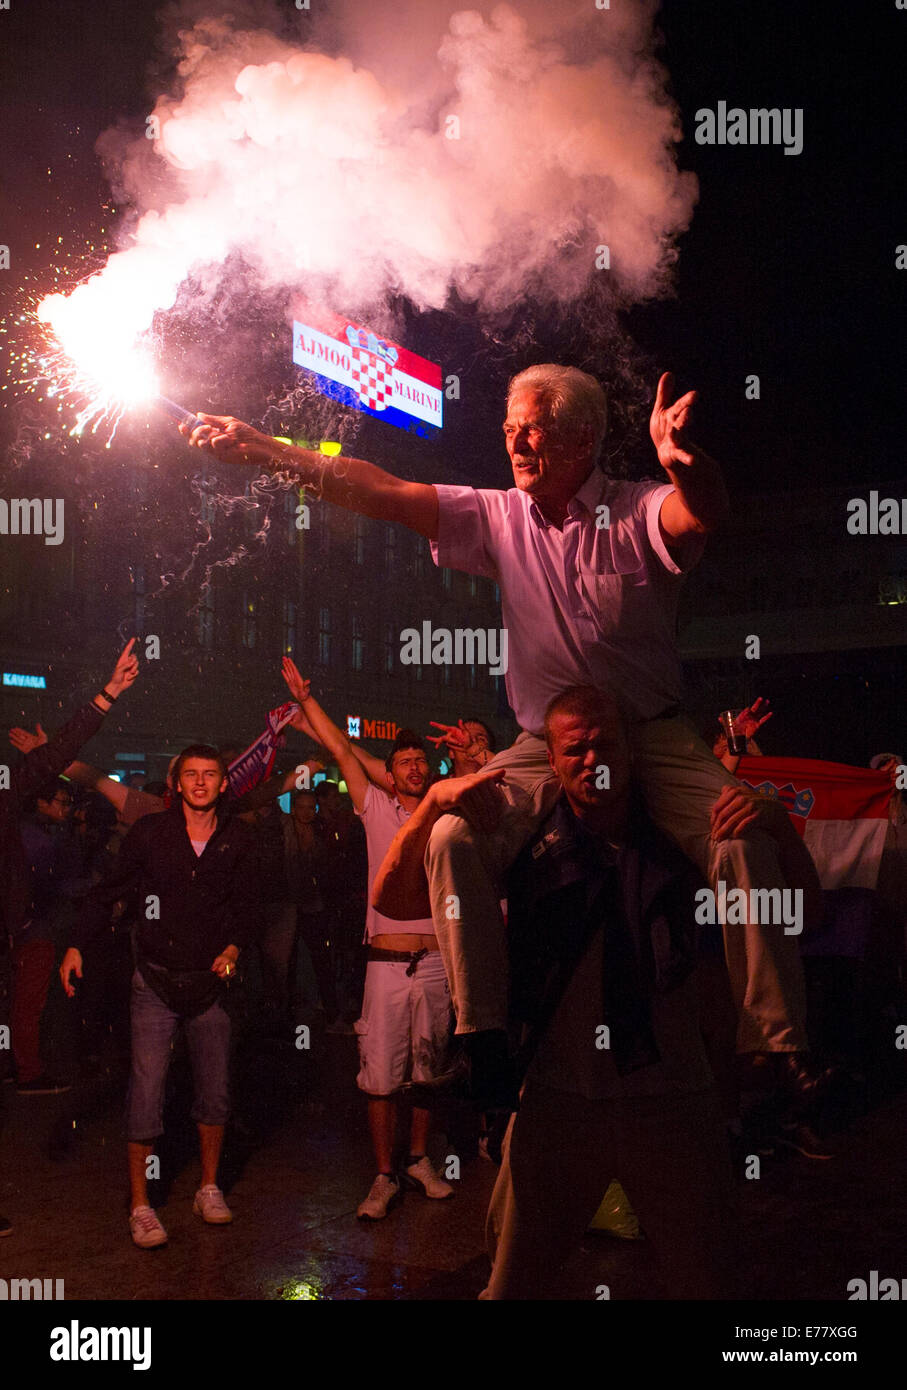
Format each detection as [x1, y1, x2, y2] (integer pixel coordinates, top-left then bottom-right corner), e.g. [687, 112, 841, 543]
[86, 0, 697, 340]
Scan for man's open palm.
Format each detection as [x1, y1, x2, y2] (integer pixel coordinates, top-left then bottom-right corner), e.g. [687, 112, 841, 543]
[650, 371, 697, 470]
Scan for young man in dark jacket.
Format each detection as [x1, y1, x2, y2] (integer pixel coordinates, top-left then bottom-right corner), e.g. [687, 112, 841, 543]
[0, 639, 139, 1236]
[61, 744, 261, 1249]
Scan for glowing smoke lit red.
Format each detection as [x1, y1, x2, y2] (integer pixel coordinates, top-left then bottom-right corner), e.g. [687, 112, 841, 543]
[17, 2, 698, 443]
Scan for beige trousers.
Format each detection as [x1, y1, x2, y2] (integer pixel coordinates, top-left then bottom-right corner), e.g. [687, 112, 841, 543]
[425, 715, 808, 1053]
[481, 1082, 739, 1300]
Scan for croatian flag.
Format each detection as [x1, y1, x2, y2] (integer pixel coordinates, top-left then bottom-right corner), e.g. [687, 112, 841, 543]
[736, 756, 893, 955]
[227, 702, 300, 800]
[292, 311, 442, 436]
[346, 325, 397, 412]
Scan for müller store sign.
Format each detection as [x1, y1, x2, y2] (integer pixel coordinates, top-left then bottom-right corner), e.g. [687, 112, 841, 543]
[292, 311, 442, 435]
[347, 715, 400, 742]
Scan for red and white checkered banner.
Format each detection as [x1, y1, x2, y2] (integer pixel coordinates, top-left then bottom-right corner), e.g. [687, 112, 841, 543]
[350, 345, 392, 411]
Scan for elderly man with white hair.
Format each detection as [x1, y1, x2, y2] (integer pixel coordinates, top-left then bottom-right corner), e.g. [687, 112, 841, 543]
[180, 364, 820, 1095]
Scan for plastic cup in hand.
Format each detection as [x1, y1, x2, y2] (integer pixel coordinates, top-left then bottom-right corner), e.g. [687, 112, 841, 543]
[720, 710, 748, 757]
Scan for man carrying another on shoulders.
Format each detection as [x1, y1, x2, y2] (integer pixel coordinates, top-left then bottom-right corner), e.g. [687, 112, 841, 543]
[374, 684, 821, 1298]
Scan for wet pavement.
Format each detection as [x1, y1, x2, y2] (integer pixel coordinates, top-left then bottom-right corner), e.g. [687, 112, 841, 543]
[1, 1020, 906, 1302]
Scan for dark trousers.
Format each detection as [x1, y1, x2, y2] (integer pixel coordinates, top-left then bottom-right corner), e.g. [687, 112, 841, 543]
[11, 939, 55, 1082]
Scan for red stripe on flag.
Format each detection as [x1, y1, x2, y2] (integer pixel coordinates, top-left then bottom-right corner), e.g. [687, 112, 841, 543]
[736, 756, 891, 822]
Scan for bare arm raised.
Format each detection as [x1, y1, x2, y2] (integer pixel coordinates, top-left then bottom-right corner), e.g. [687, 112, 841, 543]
[180, 416, 439, 541]
[280, 658, 372, 812]
[283, 661, 389, 789]
[372, 767, 506, 921]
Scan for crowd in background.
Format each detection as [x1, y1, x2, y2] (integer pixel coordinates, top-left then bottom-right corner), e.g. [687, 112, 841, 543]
[2, 692, 904, 1112]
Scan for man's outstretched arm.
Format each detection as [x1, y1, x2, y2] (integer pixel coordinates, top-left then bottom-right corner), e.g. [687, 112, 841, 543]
[372, 767, 506, 921]
[9, 639, 139, 801]
[180, 416, 439, 540]
[284, 678, 388, 789]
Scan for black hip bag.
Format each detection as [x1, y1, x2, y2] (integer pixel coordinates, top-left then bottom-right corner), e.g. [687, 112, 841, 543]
[137, 953, 222, 1017]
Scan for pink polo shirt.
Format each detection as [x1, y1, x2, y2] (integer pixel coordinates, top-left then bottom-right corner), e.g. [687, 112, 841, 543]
[431, 468, 693, 733]
[356, 783, 436, 941]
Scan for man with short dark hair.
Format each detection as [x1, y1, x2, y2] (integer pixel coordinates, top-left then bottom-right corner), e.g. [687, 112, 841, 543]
[61, 744, 261, 1248]
[280, 659, 455, 1221]
[480, 683, 737, 1298]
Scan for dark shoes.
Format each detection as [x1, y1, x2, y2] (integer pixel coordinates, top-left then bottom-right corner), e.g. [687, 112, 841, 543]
[776, 1052, 838, 1104]
[773, 1120, 834, 1160]
[478, 1110, 511, 1166]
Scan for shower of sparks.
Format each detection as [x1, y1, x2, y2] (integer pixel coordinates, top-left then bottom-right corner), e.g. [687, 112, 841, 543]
[37, 285, 159, 438]
[3, 235, 160, 447]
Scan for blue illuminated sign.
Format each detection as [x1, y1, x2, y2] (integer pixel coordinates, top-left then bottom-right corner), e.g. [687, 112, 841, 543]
[3, 673, 46, 689]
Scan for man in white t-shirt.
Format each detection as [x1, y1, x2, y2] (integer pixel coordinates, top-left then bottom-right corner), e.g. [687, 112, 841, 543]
[281, 661, 455, 1221]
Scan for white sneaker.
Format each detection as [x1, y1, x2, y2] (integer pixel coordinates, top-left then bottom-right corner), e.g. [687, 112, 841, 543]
[402, 1156, 455, 1199]
[193, 1184, 233, 1224]
[356, 1173, 400, 1221]
[130, 1205, 168, 1249]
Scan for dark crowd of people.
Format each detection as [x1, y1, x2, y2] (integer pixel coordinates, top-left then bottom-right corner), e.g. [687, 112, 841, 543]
[1, 363, 905, 1299]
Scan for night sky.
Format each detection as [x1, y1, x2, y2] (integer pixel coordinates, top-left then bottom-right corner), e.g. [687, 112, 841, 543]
[1, 0, 905, 492]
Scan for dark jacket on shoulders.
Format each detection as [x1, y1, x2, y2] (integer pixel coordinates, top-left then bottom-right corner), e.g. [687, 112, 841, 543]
[506, 792, 707, 1076]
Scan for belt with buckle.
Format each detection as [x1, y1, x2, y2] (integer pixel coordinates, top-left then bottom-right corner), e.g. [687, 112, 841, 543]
[368, 946, 431, 975]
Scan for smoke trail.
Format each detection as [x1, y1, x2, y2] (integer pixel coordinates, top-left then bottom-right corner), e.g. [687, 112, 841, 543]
[80, 0, 695, 343]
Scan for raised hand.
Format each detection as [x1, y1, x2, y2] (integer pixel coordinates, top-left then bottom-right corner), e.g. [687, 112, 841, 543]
[107, 638, 139, 696]
[649, 371, 698, 471]
[281, 656, 311, 704]
[426, 720, 470, 752]
[9, 723, 48, 753]
[181, 414, 279, 469]
[737, 697, 773, 740]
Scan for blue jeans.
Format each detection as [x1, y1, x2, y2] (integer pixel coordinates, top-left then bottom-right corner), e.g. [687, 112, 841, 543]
[127, 969, 231, 1142]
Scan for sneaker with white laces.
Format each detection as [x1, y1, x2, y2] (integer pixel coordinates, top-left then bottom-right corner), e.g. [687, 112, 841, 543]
[129, 1205, 168, 1249]
[193, 1184, 233, 1224]
[356, 1173, 401, 1221]
[401, 1156, 455, 1199]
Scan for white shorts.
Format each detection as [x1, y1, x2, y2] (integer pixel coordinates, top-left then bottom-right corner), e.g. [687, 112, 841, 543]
[355, 953, 452, 1096]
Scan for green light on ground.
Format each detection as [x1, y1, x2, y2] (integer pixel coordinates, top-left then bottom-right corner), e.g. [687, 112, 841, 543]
[319, 441, 341, 455]
[278, 1280, 324, 1301]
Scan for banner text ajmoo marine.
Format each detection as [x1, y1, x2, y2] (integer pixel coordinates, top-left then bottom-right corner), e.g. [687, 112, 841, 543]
[292, 311, 442, 436]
